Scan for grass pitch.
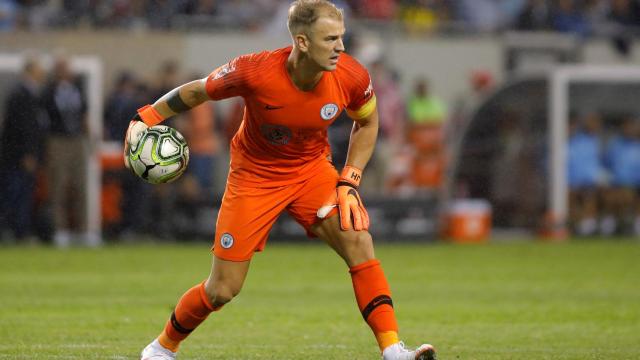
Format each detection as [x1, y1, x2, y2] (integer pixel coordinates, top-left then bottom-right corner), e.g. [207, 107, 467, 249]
[0, 240, 639, 359]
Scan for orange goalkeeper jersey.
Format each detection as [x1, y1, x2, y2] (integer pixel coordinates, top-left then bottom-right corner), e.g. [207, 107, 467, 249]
[205, 46, 375, 187]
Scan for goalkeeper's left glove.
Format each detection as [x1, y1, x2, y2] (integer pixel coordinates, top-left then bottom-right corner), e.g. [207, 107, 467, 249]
[332, 166, 370, 231]
[123, 105, 164, 169]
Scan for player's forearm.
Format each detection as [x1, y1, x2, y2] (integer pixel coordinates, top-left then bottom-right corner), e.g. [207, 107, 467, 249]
[345, 118, 378, 170]
[152, 79, 210, 118]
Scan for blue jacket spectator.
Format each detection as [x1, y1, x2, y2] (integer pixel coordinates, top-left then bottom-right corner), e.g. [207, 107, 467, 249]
[604, 120, 640, 187]
[567, 123, 604, 188]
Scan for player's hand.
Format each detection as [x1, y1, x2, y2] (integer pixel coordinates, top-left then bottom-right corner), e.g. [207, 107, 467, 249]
[336, 166, 369, 231]
[123, 104, 166, 169]
[123, 118, 148, 169]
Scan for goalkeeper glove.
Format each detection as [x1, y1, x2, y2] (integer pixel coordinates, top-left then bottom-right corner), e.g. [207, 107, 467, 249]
[123, 105, 164, 169]
[336, 166, 370, 231]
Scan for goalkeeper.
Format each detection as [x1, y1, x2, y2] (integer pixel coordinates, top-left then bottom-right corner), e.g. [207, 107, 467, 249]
[127, 1, 436, 359]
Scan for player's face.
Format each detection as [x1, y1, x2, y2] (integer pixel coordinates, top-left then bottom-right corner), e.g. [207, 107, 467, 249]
[307, 16, 345, 71]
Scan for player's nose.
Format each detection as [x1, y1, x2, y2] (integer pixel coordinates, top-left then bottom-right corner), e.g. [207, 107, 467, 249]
[335, 38, 345, 53]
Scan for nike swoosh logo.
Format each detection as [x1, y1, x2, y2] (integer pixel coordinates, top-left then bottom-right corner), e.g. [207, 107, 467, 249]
[265, 105, 284, 110]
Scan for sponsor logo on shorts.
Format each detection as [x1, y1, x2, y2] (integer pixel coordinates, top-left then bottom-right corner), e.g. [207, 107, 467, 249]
[260, 124, 292, 145]
[220, 233, 234, 249]
[320, 103, 339, 121]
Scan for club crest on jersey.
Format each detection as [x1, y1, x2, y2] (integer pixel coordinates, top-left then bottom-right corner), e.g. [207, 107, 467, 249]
[320, 103, 339, 121]
[220, 233, 234, 249]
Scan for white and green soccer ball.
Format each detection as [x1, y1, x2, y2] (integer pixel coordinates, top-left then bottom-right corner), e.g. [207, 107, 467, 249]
[127, 125, 189, 184]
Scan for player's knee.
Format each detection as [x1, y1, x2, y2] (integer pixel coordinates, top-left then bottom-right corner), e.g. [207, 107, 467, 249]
[349, 231, 373, 250]
[204, 280, 241, 306]
[207, 282, 241, 306]
[340, 231, 374, 264]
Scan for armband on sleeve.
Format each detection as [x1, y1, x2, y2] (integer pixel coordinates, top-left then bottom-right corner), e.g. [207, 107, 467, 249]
[346, 95, 377, 120]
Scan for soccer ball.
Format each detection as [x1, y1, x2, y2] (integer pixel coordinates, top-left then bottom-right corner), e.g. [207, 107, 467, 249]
[127, 125, 189, 184]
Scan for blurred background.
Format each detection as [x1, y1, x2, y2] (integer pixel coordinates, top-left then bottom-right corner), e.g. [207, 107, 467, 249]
[2, 0, 640, 247]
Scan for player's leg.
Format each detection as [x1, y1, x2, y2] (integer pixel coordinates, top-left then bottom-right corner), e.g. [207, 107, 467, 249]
[161, 257, 250, 349]
[288, 162, 435, 359]
[311, 218, 396, 345]
[142, 256, 250, 359]
[312, 218, 435, 360]
[142, 179, 290, 359]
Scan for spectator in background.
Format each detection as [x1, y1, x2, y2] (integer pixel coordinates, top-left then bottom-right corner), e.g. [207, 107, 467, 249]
[456, 0, 506, 32]
[386, 77, 447, 196]
[151, 60, 181, 104]
[145, 0, 178, 29]
[371, 60, 405, 146]
[144, 60, 184, 238]
[179, 0, 219, 16]
[567, 112, 606, 236]
[606, 0, 640, 57]
[398, 0, 450, 35]
[361, 60, 405, 193]
[516, 0, 552, 30]
[175, 73, 221, 196]
[118, 81, 155, 237]
[354, 0, 396, 20]
[42, 54, 95, 247]
[217, 0, 269, 30]
[59, 0, 91, 27]
[104, 71, 139, 140]
[0, 55, 46, 243]
[451, 69, 494, 135]
[552, 0, 591, 36]
[407, 77, 446, 127]
[601, 116, 640, 235]
[490, 110, 526, 227]
[583, 0, 609, 26]
[0, 0, 18, 31]
[608, 0, 640, 26]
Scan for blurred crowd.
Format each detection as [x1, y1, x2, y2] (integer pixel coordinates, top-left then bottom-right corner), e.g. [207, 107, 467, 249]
[0, 54, 97, 245]
[1, 0, 640, 36]
[568, 112, 640, 237]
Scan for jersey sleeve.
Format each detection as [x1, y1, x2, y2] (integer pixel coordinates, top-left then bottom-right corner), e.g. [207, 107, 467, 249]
[345, 60, 376, 119]
[205, 52, 265, 100]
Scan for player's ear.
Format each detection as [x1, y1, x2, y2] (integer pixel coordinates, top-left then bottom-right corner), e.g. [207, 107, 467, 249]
[295, 33, 310, 53]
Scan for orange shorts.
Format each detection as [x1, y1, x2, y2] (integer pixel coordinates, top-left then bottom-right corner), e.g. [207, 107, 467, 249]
[212, 160, 339, 261]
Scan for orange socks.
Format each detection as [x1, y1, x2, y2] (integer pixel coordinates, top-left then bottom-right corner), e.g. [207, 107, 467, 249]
[350, 259, 400, 351]
[157, 262, 399, 353]
[157, 281, 220, 352]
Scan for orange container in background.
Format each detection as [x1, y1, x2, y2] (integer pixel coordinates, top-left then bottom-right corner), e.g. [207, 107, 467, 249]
[446, 199, 492, 243]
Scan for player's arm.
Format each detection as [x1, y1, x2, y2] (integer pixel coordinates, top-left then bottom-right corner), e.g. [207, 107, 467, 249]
[152, 79, 210, 120]
[123, 78, 210, 168]
[324, 97, 378, 232]
[133, 78, 210, 126]
[345, 103, 379, 170]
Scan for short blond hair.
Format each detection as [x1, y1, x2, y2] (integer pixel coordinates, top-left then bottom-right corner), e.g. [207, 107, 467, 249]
[287, 0, 344, 36]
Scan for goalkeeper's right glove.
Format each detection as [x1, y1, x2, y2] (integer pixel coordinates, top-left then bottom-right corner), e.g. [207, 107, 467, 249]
[123, 105, 164, 169]
[335, 166, 370, 231]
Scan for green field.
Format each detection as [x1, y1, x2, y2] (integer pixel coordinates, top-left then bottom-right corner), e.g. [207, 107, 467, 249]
[1, 240, 639, 359]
